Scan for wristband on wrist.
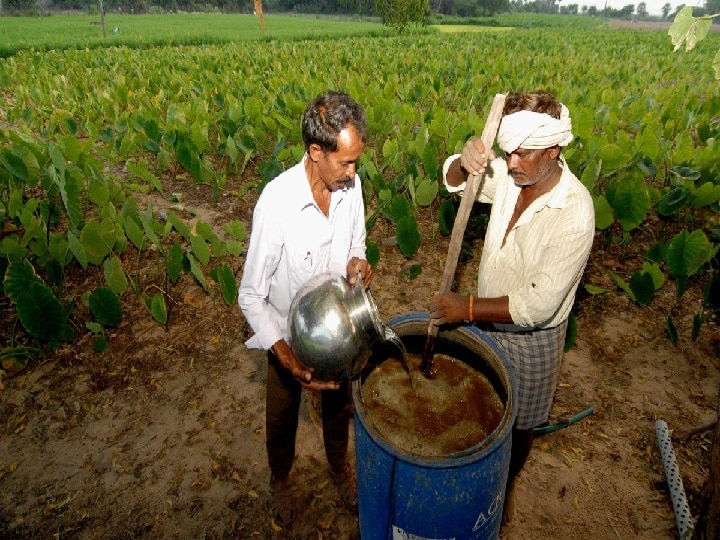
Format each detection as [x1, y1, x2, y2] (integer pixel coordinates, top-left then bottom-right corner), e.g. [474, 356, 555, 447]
[468, 295, 474, 322]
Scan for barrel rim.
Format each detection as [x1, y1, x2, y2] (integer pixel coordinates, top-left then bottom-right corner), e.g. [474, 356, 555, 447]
[353, 311, 517, 467]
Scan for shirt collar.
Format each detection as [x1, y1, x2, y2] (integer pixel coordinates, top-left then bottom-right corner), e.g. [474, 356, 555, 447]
[542, 156, 572, 210]
[296, 154, 349, 212]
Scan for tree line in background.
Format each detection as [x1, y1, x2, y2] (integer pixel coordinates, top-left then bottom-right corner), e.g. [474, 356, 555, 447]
[3, 0, 719, 20]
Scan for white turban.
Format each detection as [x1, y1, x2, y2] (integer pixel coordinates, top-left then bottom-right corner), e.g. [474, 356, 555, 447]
[496, 104, 574, 153]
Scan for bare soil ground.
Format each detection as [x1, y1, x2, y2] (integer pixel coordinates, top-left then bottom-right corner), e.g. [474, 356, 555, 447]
[1, 173, 718, 539]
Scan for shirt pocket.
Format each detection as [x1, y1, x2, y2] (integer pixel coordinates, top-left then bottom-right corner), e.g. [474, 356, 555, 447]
[287, 242, 329, 287]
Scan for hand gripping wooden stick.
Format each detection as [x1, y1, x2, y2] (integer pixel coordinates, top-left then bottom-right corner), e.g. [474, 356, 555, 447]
[420, 93, 506, 378]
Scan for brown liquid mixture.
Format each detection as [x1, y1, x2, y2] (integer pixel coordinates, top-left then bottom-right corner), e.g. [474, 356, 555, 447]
[360, 353, 505, 458]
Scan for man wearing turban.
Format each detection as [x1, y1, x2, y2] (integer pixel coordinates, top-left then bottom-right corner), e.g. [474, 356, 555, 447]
[430, 90, 595, 524]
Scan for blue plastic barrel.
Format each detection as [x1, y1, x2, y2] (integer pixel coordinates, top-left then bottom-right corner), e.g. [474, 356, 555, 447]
[352, 312, 517, 540]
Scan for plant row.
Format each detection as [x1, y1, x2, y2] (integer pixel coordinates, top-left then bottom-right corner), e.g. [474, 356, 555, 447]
[1, 28, 719, 356]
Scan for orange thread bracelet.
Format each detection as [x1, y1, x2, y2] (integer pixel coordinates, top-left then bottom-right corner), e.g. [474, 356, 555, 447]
[468, 295, 474, 322]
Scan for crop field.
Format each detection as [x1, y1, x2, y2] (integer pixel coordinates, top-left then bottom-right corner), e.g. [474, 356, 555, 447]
[0, 13, 719, 539]
[0, 13, 396, 56]
[2, 17, 718, 323]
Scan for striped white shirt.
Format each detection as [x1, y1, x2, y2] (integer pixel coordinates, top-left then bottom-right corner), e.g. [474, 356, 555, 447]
[238, 155, 367, 350]
[443, 155, 594, 331]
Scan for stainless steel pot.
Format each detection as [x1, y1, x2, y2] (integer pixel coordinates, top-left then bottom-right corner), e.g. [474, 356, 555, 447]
[288, 272, 389, 382]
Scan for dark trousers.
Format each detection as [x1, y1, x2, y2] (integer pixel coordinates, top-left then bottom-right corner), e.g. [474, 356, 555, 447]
[266, 350, 353, 481]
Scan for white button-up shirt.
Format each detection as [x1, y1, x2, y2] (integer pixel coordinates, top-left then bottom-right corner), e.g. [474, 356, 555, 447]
[443, 155, 595, 331]
[238, 155, 367, 350]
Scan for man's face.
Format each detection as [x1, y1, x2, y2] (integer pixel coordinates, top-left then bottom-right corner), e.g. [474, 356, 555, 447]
[504, 146, 560, 188]
[310, 127, 365, 192]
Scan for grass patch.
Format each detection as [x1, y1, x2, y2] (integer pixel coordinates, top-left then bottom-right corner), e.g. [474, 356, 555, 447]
[0, 13, 393, 57]
[432, 25, 514, 33]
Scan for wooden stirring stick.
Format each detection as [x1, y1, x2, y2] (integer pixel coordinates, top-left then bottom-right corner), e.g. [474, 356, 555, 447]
[420, 93, 507, 378]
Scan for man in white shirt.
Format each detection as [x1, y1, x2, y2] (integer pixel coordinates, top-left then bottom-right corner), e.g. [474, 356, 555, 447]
[429, 90, 595, 524]
[238, 91, 373, 528]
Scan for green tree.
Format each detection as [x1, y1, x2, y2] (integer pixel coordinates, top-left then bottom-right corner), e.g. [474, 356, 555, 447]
[636, 1, 647, 17]
[375, 0, 429, 30]
[662, 2, 671, 18]
[3, 0, 37, 13]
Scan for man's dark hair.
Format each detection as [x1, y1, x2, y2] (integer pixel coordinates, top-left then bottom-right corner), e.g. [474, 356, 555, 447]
[302, 91, 368, 153]
[503, 91, 562, 120]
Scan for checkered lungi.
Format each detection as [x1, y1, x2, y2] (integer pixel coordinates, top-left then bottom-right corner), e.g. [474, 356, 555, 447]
[485, 320, 568, 430]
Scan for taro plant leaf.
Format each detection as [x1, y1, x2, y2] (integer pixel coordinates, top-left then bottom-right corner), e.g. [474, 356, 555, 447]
[656, 187, 691, 216]
[145, 293, 168, 324]
[647, 242, 668, 263]
[691, 182, 720, 208]
[580, 159, 600, 192]
[415, 180, 438, 207]
[167, 242, 184, 283]
[123, 217, 146, 251]
[187, 252, 209, 291]
[223, 220, 246, 241]
[166, 211, 193, 241]
[45, 259, 63, 286]
[3, 259, 43, 303]
[190, 235, 211, 266]
[125, 160, 164, 194]
[386, 195, 412, 223]
[438, 199, 456, 236]
[59, 170, 83, 230]
[666, 315, 678, 345]
[196, 221, 217, 243]
[635, 156, 658, 176]
[0, 236, 28, 261]
[593, 195, 614, 230]
[611, 271, 635, 301]
[641, 261, 665, 290]
[400, 263, 422, 281]
[244, 96, 264, 123]
[191, 121, 209, 155]
[605, 177, 650, 232]
[226, 240, 243, 257]
[366, 241, 380, 267]
[396, 215, 421, 258]
[0, 149, 29, 182]
[676, 275, 690, 300]
[691, 313, 702, 342]
[103, 255, 128, 294]
[598, 143, 628, 172]
[563, 313, 577, 352]
[86, 321, 103, 334]
[584, 284, 607, 295]
[382, 139, 399, 169]
[419, 142, 439, 181]
[93, 336, 108, 353]
[87, 169, 110, 207]
[89, 287, 123, 327]
[669, 6, 712, 52]
[629, 271, 655, 306]
[67, 231, 88, 269]
[259, 156, 283, 189]
[80, 218, 116, 259]
[666, 229, 717, 278]
[16, 281, 65, 341]
[140, 206, 163, 254]
[210, 262, 237, 306]
[176, 141, 202, 181]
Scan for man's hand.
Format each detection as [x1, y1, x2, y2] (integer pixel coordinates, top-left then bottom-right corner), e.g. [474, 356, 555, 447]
[460, 137, 493, 176]
[271, 339, 340, 391]
[347, 257, 373, 289]
[429, 292, 470, 326]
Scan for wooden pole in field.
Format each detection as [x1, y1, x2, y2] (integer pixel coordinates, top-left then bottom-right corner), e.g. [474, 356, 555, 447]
[98, 0, 107, 38]
[420, 93, 506, 378]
